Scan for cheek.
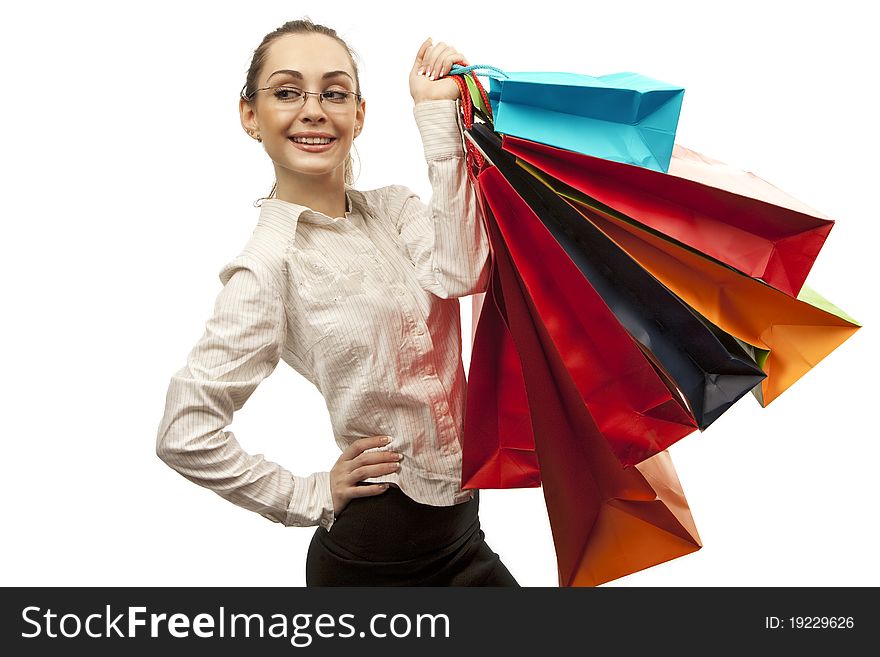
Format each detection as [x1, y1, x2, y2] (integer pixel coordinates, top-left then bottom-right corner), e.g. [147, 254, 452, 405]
[259, 111, 287, 130]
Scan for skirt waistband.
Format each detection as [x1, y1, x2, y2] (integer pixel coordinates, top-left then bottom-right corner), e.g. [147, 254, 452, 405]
[319, 486, 480, 562]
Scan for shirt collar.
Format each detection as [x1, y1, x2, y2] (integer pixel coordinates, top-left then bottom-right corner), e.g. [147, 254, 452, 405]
[255, 187, 361, 242]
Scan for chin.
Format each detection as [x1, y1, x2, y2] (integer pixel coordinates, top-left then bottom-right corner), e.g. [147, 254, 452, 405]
[285, 160, 344, 177]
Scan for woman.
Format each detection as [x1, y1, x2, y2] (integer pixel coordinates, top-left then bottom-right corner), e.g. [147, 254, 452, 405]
[155, 18, 519, 586]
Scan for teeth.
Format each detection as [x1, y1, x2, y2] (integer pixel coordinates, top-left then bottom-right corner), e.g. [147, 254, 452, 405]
[292, 137, 333, 145]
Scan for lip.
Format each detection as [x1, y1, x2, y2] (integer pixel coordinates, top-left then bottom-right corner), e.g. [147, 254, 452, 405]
[288, 135, 337, 152]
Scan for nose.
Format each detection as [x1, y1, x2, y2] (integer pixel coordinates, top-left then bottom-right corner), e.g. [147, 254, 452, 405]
[300, 93, 328, 122]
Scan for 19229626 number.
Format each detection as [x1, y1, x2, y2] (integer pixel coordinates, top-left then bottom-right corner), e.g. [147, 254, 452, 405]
[790, 617, 854, 629]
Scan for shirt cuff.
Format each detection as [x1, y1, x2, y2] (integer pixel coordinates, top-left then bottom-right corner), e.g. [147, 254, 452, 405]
[413, 98, 466, 161]
[286, 471, 336, 531]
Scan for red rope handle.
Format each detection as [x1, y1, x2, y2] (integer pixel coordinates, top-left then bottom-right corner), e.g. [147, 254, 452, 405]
[451, 70, 493, 182]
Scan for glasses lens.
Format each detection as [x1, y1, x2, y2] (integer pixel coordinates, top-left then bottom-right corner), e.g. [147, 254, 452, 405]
[269, 86, 355, 110]
[321, 90, 352, 104]
[273, 86, 305, 103]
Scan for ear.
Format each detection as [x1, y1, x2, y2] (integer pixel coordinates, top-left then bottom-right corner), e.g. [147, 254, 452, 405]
[239, 96, 258, 134]
[355, 98, 366, 136]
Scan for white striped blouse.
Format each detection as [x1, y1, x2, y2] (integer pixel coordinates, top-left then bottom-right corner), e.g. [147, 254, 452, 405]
[156, 99, 491, 533]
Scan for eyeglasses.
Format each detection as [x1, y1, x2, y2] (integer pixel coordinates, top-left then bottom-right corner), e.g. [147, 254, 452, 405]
[240, 84, 362, 111]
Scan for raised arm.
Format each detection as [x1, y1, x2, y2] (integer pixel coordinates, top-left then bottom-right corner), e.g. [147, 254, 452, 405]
[386, 38, 490, 299]
[155, 255, 336, 531]
[387, 98, 490, 299]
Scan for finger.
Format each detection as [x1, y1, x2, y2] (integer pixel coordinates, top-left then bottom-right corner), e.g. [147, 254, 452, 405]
[426, 43, 452, 78]
[350, 460, 401, 482]
[413, 37, 432, 73]
[438, 52, 467, 78]
[350, 450, 402, 468]
[421, 42, 441, 76]
[342, 435, 391, 460]
[348, 483, 391, 498]
[432, 47, 463, 79]
[418, 42, 438, 76]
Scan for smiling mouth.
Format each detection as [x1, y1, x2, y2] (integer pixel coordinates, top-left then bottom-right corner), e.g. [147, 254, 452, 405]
[289, 137, 336, 144]
[288, 137, 337, 152]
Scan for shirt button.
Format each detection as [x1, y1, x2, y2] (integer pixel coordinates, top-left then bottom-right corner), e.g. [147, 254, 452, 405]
[396, 288, 406, 296]
[433, 266, 441, 273]
[437, 401, 449, 414]
[425, 364, 435, 375]
[415, 326, 425, 336]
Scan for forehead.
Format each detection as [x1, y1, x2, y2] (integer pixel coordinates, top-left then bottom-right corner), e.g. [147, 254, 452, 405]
[262, 33, 354, 83]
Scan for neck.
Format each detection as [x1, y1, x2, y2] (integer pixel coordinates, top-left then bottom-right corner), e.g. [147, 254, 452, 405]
[274, 169, 348, 219]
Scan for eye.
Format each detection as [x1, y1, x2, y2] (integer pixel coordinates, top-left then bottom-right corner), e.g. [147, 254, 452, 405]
[274, 86, 304, 101]
[321, 90, 351, 103]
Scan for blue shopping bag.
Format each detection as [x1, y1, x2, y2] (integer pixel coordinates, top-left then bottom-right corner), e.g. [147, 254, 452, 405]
[482, 69, 684, 173]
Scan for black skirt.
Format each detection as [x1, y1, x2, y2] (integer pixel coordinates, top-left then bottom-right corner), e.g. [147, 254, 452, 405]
[305, 486, 519, 586]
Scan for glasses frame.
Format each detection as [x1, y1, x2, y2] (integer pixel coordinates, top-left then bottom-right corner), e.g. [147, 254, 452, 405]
[240, 83, 363, 109]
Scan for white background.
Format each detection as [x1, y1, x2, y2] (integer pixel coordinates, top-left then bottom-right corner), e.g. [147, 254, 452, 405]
[2, 0, 877, 587]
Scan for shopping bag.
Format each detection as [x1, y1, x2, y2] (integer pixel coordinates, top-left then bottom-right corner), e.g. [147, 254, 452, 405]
[486, 70, 685, 173]
[668, 144, 833, 218]
[481, 189, 702, 586]
[566, 198, 861, 405]
[450, 64, 859, 586]
[502, 134, 834, 298]
[504, 145, 861, 405]
[461, 249, 541, 488]
[470, 122, 766, 445]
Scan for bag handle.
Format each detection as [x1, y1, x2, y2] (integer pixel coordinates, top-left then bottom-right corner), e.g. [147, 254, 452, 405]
[449, 63, 510, 79]
[450, 63, 506, 125]
[448, 64, 501, 182]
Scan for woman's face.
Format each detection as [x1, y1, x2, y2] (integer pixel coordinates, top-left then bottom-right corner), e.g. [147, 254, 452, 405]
[242, 33, 365, 182]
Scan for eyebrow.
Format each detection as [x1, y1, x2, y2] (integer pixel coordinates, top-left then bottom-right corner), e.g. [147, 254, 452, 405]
[267, 69, 354, 83]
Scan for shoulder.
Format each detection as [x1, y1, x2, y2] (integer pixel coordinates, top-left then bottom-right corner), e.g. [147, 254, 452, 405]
[351, 185, 420, 226]
[217, 217, 294, 301]
[218, 253, 279, 298]
[351, 183, 417, 205]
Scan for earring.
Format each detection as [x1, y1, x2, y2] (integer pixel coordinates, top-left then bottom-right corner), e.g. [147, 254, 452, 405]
[247, 129, 262, 142]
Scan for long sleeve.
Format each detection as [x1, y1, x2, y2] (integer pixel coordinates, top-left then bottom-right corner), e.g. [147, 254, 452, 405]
[389, 98, 491, 299]
[155, 254, 336, 531]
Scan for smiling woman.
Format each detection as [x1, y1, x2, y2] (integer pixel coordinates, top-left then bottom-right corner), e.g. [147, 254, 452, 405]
[155, 17, 518, 587]
[237, 24, 366, 218]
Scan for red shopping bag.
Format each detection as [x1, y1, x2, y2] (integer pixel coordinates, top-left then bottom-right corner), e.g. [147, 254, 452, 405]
[480, 178, 702, 586]
[477, 153, 701, 467]
[502, 134, 834, 298]
[469, 122, 766, 436]
[462, 251, 541, 488]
